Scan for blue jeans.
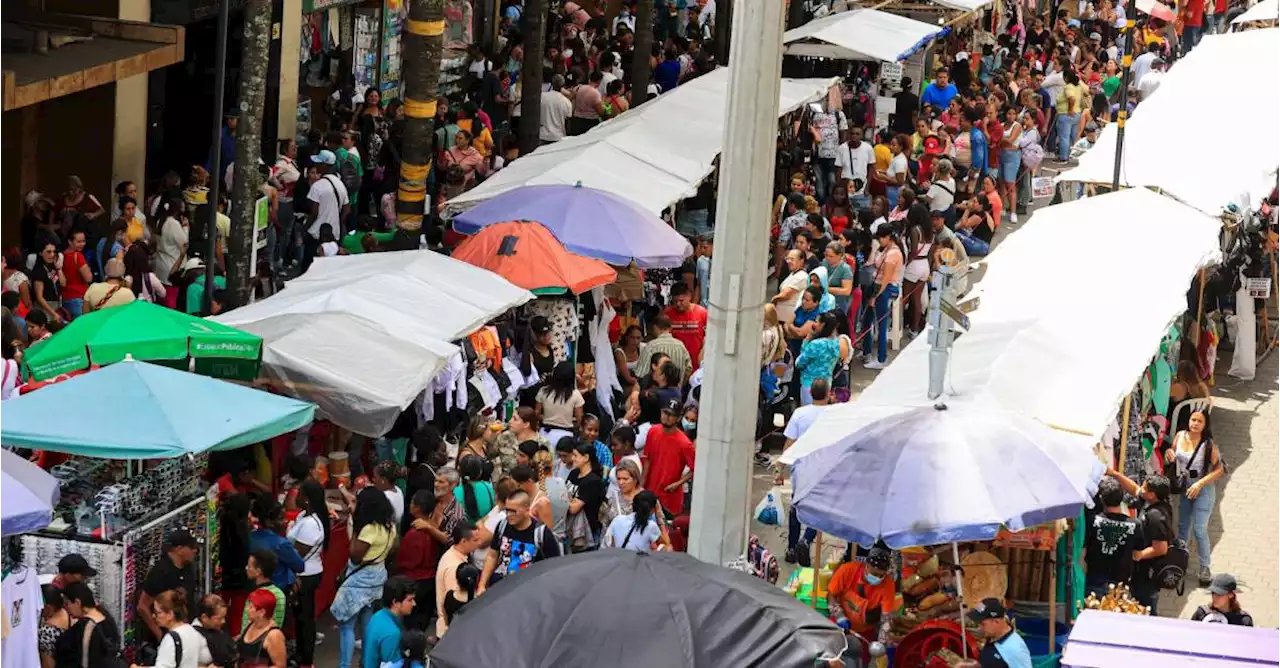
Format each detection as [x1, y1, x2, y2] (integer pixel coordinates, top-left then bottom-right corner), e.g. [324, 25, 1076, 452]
[851, 194, 871, 211]
[1178, 483, 1216, 570]
[859, 284, 899, 363]
[788, 506, 818, 552]
[337, 604, 373, 668]
[814, 158, 837, 203]
[63, 298, 84, 319]
[956, 228, 990, 256]
[676, 208, 712, 238]
[1182, 24, 1203, 56]
[1057, 112, 1081, 160]
[886, 185, 902, 211]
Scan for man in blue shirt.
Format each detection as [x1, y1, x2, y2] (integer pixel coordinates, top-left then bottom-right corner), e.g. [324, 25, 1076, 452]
[363, 576, 416, 668]
[920, 70, 959, 115]
[969, 598, 1032, 668]
[961, 108, 988, 189]
[247, 500, 305, 590]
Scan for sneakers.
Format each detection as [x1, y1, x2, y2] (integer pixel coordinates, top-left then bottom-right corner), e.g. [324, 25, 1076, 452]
[1199, 566, 1212, 586]
[863, 359, 886, 370]
[1010, 211, 1018, 223]
[315, 632, 325, 646]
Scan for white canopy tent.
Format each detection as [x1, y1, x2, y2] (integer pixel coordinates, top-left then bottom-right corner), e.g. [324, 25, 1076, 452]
[1056, 29, 1280, 215]
[928, 0, 995, 11]
[782, 9, 947, 61]
[212, 251, 533, 436]
[442, 68, 838, 216]
[1234, 0, 1278, 24]
[781, 189, 1222, 465]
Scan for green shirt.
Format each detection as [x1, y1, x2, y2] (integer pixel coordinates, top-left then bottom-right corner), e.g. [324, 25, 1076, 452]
[185, 275, 227, 315]
[241, 583, 286, 630]
[340, 230, 398, 255]
[335, 147, 364, 207]
[1102, 76, 1122, 100]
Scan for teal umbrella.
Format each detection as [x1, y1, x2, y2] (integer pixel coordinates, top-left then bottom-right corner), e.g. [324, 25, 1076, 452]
[1, 358, 315, 459]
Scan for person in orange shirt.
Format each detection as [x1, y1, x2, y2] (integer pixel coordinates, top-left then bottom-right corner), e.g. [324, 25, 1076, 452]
[827, 546, 897, 645]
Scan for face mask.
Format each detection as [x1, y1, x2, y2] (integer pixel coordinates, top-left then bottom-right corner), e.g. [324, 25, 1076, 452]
[864, 572, 884, 586]
[682, 419, 696, 432]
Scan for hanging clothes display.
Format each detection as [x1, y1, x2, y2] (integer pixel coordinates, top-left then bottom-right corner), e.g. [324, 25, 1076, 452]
[20, 537, 125, 625]
[587, 288, 621, 419]
[523, 299, 579, 364]
[1, 565, 41, 668]
[1227, 268, 1258, 381]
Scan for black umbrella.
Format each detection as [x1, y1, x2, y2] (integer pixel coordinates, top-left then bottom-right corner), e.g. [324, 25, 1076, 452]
[428, 550, 848, 668]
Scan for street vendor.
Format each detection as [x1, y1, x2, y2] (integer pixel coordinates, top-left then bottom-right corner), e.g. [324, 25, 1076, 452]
[968, 598, 1032, 668]
[826, 546, 896, 644]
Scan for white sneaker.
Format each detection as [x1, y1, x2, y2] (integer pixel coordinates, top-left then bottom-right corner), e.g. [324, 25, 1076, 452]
[863, 359, 886, 370]
[316, 632, 325, 646]
[1010, 211, 1018, 223]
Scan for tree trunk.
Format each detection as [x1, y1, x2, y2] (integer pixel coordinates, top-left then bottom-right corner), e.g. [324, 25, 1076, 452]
[518, 0, 547, 156]
[629, 0, 655, 107]
[227, 0, 271, 308]
[396, 0, 445, 234]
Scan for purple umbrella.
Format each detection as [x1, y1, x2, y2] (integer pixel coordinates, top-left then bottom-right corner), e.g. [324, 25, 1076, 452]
[451, 184, 693, 268]
[2, 449, 60, 537]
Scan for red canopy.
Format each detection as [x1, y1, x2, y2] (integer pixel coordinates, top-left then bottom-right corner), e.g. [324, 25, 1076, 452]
[452, 220, 616, 295]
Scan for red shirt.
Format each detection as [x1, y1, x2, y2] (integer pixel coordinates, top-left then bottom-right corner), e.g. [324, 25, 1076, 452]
[62, 250, 89, 300]
[642, 425, 696, 515]
[985, 119, 1004, 169]
[397, 527, 439, 580]
[1185, 0, 1205, 27]
[663, 305, 708, 370]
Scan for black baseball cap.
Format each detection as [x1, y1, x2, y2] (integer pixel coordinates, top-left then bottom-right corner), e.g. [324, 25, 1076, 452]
[1209, 573, 1238, 595]
[58, 554, 98, 577]
[165, 528, 199, 549]
[967, 597, 1009, 621]
[660, 397, 682, 414]
[530, 315, 552, 335]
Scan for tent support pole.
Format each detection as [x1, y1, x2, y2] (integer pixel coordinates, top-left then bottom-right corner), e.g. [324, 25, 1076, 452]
[1111, 0, 1139, 190]
[1049, 549, 1057, 654]
[1195, 267, 1207, 334]
[811, 532, 823, 609]
[1117, 393, 1133, 472]
[952, 542, 968, 660]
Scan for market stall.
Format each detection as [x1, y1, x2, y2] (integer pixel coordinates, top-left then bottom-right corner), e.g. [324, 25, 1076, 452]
[782, 8, 946, 62]
[1062, 609, 1280, 666]
[1, 359, 315, 659]
[441, 68, 841, 217]
[1233, 0, 1279, 28]
[451, 220, 618, 295]
[212, 249, 534, 437]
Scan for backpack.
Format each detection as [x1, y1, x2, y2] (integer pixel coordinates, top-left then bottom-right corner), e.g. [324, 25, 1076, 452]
[495, 518, 547, 558]
[337, 152, 362, 195]
[747, 535, 780, 584]
[1154, 538, 1191, 594]
[196, 625, 238, 666]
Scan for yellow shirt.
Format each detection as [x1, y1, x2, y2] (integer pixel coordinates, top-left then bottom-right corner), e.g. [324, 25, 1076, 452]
[874, 144, 892, 173]
[356, 523, 395, 563]
[472, 127, 495, 158]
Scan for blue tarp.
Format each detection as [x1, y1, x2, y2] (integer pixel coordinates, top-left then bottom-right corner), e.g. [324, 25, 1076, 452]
[1, 359, 315, 459]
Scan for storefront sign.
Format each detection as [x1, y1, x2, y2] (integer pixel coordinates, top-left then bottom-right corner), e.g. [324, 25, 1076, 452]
[249, 196, 269, 278]
[993, 524, 1058, 550]
[303, 0, 362, 13]
[1246, 277, 1272, 299]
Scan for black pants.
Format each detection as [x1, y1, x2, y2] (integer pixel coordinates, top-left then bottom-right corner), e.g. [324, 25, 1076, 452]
[407, 576, 435, 632]
[293, 574, 322, 666]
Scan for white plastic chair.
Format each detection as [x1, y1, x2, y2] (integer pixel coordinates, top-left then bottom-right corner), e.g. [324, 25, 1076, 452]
[1169, 397, 1213, 433]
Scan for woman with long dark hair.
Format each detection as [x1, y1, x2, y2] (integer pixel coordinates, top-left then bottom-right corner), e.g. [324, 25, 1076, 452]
[565, 440, 607, 551]
[795, 312, 842, 405]
[218, 492, 252, 635]
[518, 316, 556, 406]
[287, 479, 328, 666]
[1167, 410, 1225, 585]
[606, 489, 663, 551]
[122, 243, 166, 303]
[39, 585, 69, 668]
[536, 360, 585, 431]
[455, 454, 497, 524]
[332, 487, 396, 668]
[55, 582, 122, 668]
[901, 203, 935, 336]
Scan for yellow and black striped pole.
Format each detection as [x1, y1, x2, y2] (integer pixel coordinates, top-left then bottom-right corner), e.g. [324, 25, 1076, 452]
[396, 3, 445, 234]
[1111, 0, 1139, 190]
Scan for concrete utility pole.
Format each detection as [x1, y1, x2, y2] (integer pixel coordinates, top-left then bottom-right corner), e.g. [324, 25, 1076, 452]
[687, 0, 786, 566]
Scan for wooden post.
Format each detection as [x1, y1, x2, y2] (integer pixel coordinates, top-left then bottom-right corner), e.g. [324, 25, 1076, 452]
[811, 532, 824, 609]
[1195, 267, 1207, 334]
[1117, 393, 1133, 473]
[1049, 551, 1057, 654]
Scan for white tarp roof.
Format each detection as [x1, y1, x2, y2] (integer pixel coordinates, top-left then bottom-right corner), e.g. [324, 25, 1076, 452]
[212, 251, 533, 436]
[781, 189, 1221, 465]
[929, 0, 995, 11]
[1234, 0, 1278, 23]
[443, 68, 838, 216]
[1057, 29, 1280, 215]
[783, 9, 946, 62]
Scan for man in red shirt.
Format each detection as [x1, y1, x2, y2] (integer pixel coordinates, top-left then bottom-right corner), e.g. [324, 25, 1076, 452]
[62, 230, 92, 318]
[663, 282, 708, 371]
[641, 398, 696, 516]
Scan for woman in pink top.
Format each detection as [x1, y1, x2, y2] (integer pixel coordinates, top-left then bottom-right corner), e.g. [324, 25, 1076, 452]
[440, 130, 489, 189]
[860, 225, 904, 370]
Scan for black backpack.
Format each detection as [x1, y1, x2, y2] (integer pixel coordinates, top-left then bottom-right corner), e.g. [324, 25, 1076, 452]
[196, 625, 239, 666]
[1154, 538, 1191, 594]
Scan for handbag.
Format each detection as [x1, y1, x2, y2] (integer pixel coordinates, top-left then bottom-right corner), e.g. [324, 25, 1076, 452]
[1169, 431, 1208, 496]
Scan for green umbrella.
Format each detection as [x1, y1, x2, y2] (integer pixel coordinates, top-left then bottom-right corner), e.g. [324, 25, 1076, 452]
[22, 300, 262, 381]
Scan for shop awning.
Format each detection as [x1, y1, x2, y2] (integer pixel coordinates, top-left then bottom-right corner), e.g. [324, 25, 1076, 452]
[783, 9, 946, 62]
[3, 12, 184, 111]
[781, 188, 1222, 465]
[1, 358, 316, 459]
[1233, 0, 1278, 24]
[212, 250, 534, 436]
[1064, 610, 1280, 666]
[443, 68, 838, 217]
[928, 0, 996, 12]
[1056, 29, 1280, 215]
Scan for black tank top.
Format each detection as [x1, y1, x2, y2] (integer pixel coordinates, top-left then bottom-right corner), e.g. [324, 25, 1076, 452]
[238, 625, 281, 668]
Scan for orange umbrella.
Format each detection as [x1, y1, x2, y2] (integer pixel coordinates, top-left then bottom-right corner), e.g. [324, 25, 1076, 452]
[452, 220, 617, 295]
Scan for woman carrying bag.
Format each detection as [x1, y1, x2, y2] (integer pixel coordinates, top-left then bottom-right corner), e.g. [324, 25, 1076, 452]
[1165, 410, 1225, 587]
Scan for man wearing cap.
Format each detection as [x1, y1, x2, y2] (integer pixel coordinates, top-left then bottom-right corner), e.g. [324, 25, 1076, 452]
[1191, 574, 1255, 626]
[137, 529, 200, 645]
[82, 258, 136, 312]
[640, 397, 696, 516]
[969, 597, 1033, 668]
[1082, 476, 1144, 596]
[827, 546, 897, 649]
[52, 554, 98, 590]
[1070, 122, 1099, 159]
[303, 151, 350, 273]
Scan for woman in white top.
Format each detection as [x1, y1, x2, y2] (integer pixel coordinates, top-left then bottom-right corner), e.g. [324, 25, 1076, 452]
[144, 589, 210, 668]
[924, 158, 957, 222]
[606, 489, 662, 552]
[901, 205, 934, 336]
[152, 200, 188, 286]
[878, 135, 910, 210]
[287, 480, 328, 668]
[123, 244, 167, 304]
